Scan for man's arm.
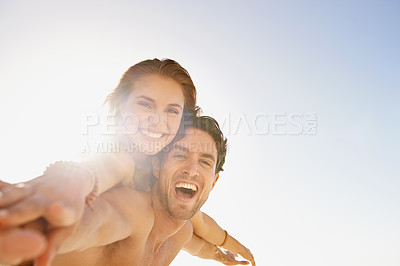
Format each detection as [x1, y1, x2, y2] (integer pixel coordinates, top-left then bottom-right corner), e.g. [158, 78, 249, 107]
[190, 211, 255, 265]
[183, 232, 250, 265]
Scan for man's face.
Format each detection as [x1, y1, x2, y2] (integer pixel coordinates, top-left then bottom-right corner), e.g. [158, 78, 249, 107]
[153, 128, 219, 220]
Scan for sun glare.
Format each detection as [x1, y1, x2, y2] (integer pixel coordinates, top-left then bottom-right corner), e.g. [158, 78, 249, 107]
[0, 58, 113, 183]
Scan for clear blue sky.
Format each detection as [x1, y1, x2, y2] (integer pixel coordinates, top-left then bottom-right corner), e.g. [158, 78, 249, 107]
[0, 1, 399, 265]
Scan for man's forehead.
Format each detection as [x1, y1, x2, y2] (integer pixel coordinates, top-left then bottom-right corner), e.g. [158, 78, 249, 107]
[173, 128, 217, 154]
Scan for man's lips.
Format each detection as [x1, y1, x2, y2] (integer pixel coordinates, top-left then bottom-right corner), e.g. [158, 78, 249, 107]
[174, 181, 199, 201]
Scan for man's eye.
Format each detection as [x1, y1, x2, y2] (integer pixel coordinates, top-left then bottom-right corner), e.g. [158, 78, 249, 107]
[174, 154, 185, 159]
[201, 160, 212, 167]
[137, 101, 151, 108]
[167, 108, 179, 115]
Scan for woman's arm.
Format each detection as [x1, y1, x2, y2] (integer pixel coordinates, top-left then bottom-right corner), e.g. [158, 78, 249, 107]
[58, 187, 149, 253]
[0, 152, 135, 228]
[189, 211, 255, 265]
[81, 151, 135, 193]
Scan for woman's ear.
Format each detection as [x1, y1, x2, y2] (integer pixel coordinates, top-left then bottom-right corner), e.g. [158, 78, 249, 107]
[152, 157, 161, 179]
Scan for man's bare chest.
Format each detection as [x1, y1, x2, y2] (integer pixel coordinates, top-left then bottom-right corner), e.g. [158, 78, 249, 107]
[98, 236, 180, 266]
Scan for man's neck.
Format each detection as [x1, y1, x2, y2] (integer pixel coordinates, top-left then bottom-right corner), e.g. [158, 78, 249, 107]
[148, 184, 187, 254]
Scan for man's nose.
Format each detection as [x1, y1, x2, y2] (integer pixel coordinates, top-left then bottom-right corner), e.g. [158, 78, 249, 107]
[182, 159, 199, 177]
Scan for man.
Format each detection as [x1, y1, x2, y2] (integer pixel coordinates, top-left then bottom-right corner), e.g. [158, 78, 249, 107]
[30, 116, 248, 265]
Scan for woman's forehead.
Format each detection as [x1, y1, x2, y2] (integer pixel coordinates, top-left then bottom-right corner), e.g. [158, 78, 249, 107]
[130, 75, 184, 104]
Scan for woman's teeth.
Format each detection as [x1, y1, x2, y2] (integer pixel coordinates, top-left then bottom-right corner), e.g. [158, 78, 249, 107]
[141, 129, 163, 139]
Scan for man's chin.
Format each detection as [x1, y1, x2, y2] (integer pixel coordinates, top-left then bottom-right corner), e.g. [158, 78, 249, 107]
[167, 205, 197, 220]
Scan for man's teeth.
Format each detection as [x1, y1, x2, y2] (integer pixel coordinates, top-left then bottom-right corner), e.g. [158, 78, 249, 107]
[141, 129, 163, 139]
[176, 182, 198, 192]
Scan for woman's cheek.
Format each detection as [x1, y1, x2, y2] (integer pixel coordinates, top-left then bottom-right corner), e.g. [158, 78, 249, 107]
[121, 113, 140, 134]
[167, 115, 182, 133]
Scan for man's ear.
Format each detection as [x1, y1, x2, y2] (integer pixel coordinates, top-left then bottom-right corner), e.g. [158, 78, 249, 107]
[211, 173, 219, 190]
[152, 157, 161, 179]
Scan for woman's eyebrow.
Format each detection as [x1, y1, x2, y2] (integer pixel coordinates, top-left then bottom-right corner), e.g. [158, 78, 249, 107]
[136, 95, 154, 102]
[136, 96, 182, 109]
[168, 103, 183, 109]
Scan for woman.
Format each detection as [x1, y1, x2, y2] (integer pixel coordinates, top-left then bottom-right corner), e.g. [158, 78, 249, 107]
[0, 58, 254, 265]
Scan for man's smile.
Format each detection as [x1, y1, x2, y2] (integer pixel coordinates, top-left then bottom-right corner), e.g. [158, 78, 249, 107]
[174, 181, 199, 201]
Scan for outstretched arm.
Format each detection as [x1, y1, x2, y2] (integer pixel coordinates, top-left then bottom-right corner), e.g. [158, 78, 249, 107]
[0, 152, 135, 228]
[190, 211, 255, 265]
[32, 187, 151, 266]
[0, 181, 47, 265]
[183, 232, 249, 265]
[57, 187, 149, 253]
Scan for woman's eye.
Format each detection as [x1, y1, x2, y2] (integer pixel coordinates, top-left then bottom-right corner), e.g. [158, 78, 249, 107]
[167, 108, 179, 115]
[137, 101, 151, 108]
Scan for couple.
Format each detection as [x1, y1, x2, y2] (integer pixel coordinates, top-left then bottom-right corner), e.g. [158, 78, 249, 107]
[0, 59, 255, 265]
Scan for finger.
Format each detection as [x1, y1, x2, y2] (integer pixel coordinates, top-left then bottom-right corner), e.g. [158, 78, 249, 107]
[44, 201, 82, 227]
[0, 228, 47, 264]
[239, 248, 255, 263]
[0, 180, 11, 189]
[0, 195, 45, 227]
[36, 226, 75, 266]
[226, 259, 249, 265]
[0, 182, 34, 207]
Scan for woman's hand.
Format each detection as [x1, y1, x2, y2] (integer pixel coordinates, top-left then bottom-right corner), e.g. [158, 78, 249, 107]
[0, 226, 47, 265]
[0, 164, 94, 228]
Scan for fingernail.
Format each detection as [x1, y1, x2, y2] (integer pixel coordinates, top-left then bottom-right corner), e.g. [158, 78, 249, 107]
[15, 183, 26, 188]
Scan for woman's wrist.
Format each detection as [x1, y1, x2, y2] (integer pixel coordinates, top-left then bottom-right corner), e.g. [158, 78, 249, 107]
[43, 161, 99, 207]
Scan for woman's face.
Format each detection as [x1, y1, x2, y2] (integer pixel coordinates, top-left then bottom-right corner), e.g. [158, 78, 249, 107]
[120, 74, 185, 155]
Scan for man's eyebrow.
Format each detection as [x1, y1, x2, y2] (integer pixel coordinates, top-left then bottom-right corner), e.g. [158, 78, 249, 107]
[201, 153, 216, 163]
[173, 144, 188, 152]
[173, 144, 216, 162]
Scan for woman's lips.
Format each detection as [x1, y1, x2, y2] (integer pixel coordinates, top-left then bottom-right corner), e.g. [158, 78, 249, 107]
[139, 128, 164, 139]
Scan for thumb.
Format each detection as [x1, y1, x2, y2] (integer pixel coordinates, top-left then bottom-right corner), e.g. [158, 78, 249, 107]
[44, 201, 82, 227]
[35, 225, 75, 266]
